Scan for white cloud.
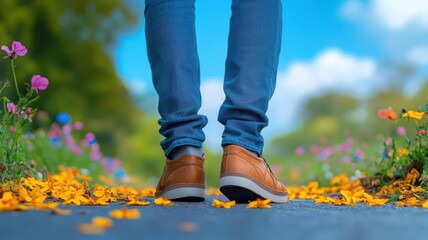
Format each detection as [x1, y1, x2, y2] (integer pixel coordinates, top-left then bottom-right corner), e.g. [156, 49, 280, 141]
[199, 50, 378, 150]
[408, 46, 428, 65]
[373, 0, 428, 30]
[124, 79, 148, 94]
[340, 0, 428, 30]
[339, 0, 365, 21]
[265, 49, 377, 137]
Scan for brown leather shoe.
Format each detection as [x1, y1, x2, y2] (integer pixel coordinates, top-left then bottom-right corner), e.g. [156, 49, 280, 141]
[220, 145, 288, 203]
[155, 155, 205, 201]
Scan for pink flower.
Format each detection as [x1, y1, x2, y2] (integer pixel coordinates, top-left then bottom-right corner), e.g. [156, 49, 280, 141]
[271, 165, 283, 174]
[1, 41, 27, 59]
[385, 137, 392, 146]
[396, 127, 406, 136]
[378, 107, 397, 120]
[85, 132, 95, 141]
[74, 121, 83, 131]
[341, 138, 353, 152]
[420, 130, 427, 136]
[72, 146, 82, 155]
[63, 124, 72, 135]
[6, 102, 17, 113]
[90, 150, 101, 161]
[295, 147, 305, 156]
[31, 75, 49, 93]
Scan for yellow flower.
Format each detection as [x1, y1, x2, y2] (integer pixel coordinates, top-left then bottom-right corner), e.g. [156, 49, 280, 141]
[92, 217, 114, 229]
[206, 187, 223, 196]
[247, 198, 272, 209]
[422, 200, 428, 209]
[340, 190, 356, 206]
[314, 196, 333, 204]
[404, 197, 420, 207]
[0, 192, 29, 211]
[127, 196, 150, 206]
[396, 201, 405, 207]
[402, 110, 425, 120]
[387, 167, 396, 179]
[404, 169, 420, 185]
[109, 208, 140, 219]
[60, 186, 89, 205]
[397, 148, 409, 157]
[90, 186, 116, 205]
[139, 188, 156, 197]
[212, 199, 236, 208]
[363, 193, 388, 206]
[154, 197, 174, 206]
[330, 175, 349, 186]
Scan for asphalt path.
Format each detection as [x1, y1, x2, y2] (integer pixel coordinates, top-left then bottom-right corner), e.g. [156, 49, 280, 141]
[1, 196, 428, 240]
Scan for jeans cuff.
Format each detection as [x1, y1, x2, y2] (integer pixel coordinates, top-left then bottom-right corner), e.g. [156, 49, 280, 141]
[221, 138, 263, 156]
[163, 139, 204, 157]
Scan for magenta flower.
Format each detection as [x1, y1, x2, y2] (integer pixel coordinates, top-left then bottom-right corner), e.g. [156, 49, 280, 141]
[6, 102, 17, 113]
[420, 130, 427, 136]
[31, 75, 49, 93]
[1, 41, 27, 59]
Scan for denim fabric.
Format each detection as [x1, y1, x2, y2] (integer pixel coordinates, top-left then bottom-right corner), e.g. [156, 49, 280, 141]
[145, 0, 282, 156]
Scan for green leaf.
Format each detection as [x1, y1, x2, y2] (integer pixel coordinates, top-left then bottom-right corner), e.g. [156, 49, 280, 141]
[388, 193, 401, 203]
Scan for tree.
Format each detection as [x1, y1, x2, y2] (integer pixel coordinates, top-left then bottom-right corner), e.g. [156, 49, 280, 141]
[0, 0, 142, 154]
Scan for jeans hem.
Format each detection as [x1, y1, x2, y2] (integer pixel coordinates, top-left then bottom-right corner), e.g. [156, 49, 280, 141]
[221, 138, 263, 156]
[163, 139, 204, 157]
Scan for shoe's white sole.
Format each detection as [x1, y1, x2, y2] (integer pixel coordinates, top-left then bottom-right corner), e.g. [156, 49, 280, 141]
[220, 176, 288, 203]
[156, 187, 205, 201]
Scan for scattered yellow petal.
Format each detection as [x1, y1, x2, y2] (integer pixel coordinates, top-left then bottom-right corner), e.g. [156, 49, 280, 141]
[92, 217, 114, 229]
[180, 222, 198, 232]
[154, 197, 174, 206]
[139, 188, 156, 197]
[396, 201, 405, 207]
[422, 201, 428, 208]
[109, 208, 140, 219]
[51, 208, 72, 215]
[212, 199, 236, 209]
[247, 198, 272, 209]
[314, 196, 333, 204]
[127, 196, 150, 206]
[206, 187, 223, 196]
[340, 190, 356, 206]
[76, 223, 105, 235]
[330, 175, 349, 186]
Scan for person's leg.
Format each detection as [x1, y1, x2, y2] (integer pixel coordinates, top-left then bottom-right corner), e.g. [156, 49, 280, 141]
[145, 0, 207, 158]
[218, 0, 282, 156]
[219, 0, 288, 203]
[145, 0, 206, 201]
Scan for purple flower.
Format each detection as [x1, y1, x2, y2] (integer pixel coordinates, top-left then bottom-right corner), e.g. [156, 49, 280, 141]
[31, 75, 49, 93]
[6, 102, 17, 114]
[1, 41, 27, 59]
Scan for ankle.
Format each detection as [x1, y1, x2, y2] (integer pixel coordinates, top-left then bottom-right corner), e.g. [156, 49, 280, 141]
[168, 145, 204, 160]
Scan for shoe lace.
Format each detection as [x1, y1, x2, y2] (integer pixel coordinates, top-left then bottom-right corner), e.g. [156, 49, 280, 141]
[262, 157, 274, 175]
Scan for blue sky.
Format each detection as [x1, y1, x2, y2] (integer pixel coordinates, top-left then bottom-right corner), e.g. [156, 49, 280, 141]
[116, 0, 380, 83]
[115, 0, 428, 150]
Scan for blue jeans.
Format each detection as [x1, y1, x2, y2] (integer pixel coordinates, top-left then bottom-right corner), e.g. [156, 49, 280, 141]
[145, 0, 282, 156]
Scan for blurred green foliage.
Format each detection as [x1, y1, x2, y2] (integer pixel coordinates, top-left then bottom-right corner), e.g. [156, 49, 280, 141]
[0, 0, 141, 155]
